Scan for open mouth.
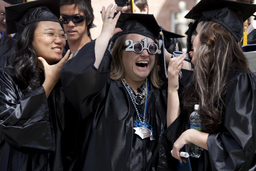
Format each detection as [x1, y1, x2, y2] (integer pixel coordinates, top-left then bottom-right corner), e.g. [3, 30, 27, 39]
[136, 61, 149, 68]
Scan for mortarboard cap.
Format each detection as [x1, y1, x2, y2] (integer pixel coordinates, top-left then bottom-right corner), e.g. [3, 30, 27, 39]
[5, 0, 60, 34]
[3, 0, 23, 4]
[115, 0, 130, 7]
[185, 0, 256, 42]
[115, 13, 184, 81]
[115, 13, 184, 40]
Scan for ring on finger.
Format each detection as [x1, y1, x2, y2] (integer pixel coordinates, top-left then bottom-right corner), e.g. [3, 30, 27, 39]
[107, 16, 112, 19]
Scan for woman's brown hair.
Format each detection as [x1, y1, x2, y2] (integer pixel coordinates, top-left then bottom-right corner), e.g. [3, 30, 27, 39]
[183, 21, 250, 133]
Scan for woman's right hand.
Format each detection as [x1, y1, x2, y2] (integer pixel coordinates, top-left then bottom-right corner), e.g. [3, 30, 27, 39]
[94, 4, 121, 69]
[39, 50, 73, 98]
[167, 54, 186, 92]
[100, 4, 122, 40]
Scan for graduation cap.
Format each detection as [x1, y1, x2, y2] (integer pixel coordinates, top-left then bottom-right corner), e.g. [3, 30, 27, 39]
[114, 13, 184, 81]
[3, 0, 23, 4]
[5, 0, 60, 34]
[185, 0, 256, 42]
[115, 0, 130, 7]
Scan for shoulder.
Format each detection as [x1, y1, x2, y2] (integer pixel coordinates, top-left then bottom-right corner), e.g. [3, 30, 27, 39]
[229, 72, 256, 87]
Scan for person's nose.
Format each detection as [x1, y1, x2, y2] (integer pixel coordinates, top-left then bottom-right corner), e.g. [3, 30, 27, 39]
[140, 49, 149, 57]
[67, 20, 75, 27]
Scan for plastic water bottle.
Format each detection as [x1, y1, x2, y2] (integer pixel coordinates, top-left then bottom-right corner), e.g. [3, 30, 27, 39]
[189, 104, 203, 158]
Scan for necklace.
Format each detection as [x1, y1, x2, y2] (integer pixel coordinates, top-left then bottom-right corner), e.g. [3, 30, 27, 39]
[121, 79, 154, 141]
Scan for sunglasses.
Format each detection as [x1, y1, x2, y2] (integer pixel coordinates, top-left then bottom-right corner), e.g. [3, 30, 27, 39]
[61, 14, 86, 24]
[125, 38, 160, 55]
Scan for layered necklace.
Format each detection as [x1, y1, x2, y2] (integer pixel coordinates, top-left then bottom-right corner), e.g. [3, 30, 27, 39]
[121, 78, 154, 141]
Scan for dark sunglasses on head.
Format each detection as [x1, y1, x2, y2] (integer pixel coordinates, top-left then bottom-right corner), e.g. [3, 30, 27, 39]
[61, 14, 86, 24]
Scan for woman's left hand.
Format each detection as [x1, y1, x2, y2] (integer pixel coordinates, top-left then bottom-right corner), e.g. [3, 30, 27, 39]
[171, 129, 191, 163]
[39, 50, 73, 97]
[171, 129, 209, 163]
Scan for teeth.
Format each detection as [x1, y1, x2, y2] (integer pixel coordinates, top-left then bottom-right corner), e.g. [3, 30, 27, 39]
[137, 61, 148, 64]
[54, 48, 61, 51]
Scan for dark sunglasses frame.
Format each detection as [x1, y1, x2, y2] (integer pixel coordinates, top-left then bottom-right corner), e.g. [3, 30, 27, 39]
[125, 38, 160, 55]
[61, 14, 86, 24]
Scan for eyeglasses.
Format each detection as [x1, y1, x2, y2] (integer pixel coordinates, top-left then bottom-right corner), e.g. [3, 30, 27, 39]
[61, 14, 86, 24]
[35, 31, 67, 41]
[125, 38, 160, 55]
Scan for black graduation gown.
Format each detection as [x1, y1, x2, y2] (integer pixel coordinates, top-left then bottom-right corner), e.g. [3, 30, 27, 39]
[0, 35, 17, 68]
[0, 68, 55, 171]
[165, 72, 256, 171]
[48, 81, 82, 171]
[61, 40, 169, 170]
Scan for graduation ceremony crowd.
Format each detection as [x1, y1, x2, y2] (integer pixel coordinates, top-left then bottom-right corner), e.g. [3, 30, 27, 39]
[0, 0, 256, 170]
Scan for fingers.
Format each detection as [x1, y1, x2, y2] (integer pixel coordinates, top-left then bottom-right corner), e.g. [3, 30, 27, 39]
[113, 28, 122, 35]
[101, 6, 106, 20]
[57, 50, 72, 67]
[37, 57, 47, 69]
[103, 3, 115, 21]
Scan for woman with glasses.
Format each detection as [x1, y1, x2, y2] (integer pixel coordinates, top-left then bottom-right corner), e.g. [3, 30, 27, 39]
[61, 3, 184, 170]
[0, 0, 72, 170]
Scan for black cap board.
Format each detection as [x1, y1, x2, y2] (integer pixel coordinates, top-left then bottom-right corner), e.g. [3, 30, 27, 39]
[115, 0, 139, 7]
[115, 13, 184, 40]
[3, 0, 23, 4]
[185, 0, 256, 42]
[114, 13, 184, 81]
[5, 0, 60, 34]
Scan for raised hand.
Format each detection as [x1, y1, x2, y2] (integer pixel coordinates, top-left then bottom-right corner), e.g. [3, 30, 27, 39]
[38, 50, 73, 97]
[94, 4, 121, 69]
[167, 54, 186, 92]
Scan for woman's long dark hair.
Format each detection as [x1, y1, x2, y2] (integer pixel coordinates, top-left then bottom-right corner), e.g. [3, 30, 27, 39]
[6, 22, 44, 95]
[182, 21, 250, 133]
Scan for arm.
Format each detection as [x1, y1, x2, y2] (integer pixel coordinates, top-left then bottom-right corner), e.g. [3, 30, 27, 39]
[207, 73, 256, 170]
[0, 69, 55, 151]
[167, 54, 186, 126]
[94, 4, 121, 69]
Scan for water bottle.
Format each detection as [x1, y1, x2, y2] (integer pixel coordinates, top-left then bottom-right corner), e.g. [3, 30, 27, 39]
[189, 104, 203, 158]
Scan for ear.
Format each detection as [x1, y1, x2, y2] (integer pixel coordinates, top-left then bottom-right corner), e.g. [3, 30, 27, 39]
[142, 5, 149, 14]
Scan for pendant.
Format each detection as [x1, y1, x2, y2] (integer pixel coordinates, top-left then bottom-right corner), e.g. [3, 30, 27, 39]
[133, 126, 155, 141]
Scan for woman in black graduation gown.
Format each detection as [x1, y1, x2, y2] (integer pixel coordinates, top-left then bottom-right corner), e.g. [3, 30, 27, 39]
[0, 0, 72, 170]
[60, 4, 185, 170]
[167, 0, 256, 170]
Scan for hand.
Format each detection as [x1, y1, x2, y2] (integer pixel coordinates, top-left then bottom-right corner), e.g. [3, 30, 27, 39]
[100, 4, 122, 39]
[167, 54, 186, 92]
[171, 130, 191, 163]
[38, 50, 73, 97]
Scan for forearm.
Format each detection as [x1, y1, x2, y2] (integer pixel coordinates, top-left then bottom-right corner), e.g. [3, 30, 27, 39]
[186, 129, 209, 150]
[94, 32, 112, 69]
[167, 90, 180, 127]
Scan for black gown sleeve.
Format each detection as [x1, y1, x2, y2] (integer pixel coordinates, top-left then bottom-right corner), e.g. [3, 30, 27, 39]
[0, 68, 55, 152]
[60, 40, 110, 118]
[207, 73, 256, 171]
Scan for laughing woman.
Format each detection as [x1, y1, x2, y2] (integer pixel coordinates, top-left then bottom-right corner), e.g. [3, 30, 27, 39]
[60, 4, 184, 171]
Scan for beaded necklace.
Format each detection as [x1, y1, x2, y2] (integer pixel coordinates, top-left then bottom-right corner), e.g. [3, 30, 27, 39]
[121, 78, 154, 140]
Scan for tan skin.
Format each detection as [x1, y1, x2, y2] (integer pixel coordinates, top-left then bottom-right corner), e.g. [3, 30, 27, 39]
[0, 0, 11, 34]
[33, 21, 73, 98]
[60, 4, 91, 54]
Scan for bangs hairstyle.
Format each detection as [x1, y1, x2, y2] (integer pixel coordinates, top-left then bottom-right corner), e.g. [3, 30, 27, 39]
[110, 34, 163, 88]
[183, 21, 250, 133]
[60, 0, 94, 30]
